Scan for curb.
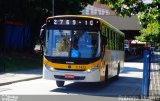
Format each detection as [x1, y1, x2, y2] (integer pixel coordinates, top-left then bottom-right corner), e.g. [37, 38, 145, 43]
[0, 76, 42, 86]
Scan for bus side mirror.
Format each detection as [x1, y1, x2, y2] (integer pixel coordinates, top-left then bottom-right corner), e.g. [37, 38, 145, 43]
[40, 24, 46, 41]
[39, 24, 46, 54]
[102, 35, 107, 46]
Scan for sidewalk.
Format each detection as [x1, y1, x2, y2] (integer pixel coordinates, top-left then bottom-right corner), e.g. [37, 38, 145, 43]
[0, 69, 42, 86]
[149, 52, 160, 96]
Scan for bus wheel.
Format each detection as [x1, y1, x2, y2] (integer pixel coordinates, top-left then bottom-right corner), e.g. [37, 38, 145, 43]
[99, 65, 108, 86]
[115, 63, 120, 79]
[56, 81, 65, 87]
[105, 65, 109, 81]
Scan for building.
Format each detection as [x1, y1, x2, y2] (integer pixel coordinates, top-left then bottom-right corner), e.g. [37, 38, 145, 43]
[81, 2, 115, 15]
[81, 1, 142, 40]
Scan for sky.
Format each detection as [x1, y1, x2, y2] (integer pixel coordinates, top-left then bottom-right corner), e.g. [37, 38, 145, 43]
[143, 0, 153, 4]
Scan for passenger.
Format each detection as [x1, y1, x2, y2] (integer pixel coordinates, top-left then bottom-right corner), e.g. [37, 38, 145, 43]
[78, 32, 92, 58]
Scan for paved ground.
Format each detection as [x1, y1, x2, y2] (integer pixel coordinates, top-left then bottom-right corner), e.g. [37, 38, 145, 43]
[0, 62, 144, 97]
[149, 52, 160, 96]
[0, 57, 143, 87]
[3, 56, 160, 101]
[0, 69, 42, 86]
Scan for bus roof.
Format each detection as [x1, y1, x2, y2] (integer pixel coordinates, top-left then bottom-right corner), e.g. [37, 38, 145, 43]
[47, 15, 125, 36]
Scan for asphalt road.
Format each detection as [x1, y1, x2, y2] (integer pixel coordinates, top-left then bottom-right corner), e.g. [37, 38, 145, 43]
[0, 62, 144, 97]
[0, 61, 151, 101]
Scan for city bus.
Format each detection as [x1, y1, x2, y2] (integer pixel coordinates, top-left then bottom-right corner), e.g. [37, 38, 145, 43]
[40, 15, 124, 87]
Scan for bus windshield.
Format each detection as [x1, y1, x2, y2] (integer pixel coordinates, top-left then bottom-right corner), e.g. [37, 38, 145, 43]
[45, 30, 100, 58]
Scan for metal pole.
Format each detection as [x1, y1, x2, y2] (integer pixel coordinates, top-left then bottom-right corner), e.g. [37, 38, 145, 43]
[141, 50, 150, 98]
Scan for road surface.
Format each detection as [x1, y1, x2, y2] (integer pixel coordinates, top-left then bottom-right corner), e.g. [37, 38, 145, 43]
[0, 62, 143, 97]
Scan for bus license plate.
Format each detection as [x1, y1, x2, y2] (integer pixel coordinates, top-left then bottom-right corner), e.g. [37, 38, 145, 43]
[65, 74, 75, 79]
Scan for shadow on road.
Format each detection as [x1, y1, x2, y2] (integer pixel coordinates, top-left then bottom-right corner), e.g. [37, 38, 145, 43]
[51, 76, 142, 97]
[121, 67, 143, 73]
[50, 59, 144, 97]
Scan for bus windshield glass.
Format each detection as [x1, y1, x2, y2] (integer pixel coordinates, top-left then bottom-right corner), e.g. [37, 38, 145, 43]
[45, 30, 100, 58]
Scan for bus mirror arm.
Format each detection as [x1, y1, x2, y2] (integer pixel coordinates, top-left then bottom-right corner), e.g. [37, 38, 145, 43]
[40, 24, 46, 39]
[39, 24, 46, 53]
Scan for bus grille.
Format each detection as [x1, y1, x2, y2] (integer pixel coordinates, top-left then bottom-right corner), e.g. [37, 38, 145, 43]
[55, 68, 85, 71]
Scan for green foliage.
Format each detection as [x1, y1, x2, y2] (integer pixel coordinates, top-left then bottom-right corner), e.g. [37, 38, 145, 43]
[136, 22, 160, 43]
[97, 0, 145, 16]
[0, 0, 52, 52]
[54, 0, 94, 15]
[98, 0, 160, 45]
[0, 0, 94, 52]
[0, 53, 42, 72]
[138, 2, 160, 27]
[0, 0, 52, 21]
[136, 1, 160, 44]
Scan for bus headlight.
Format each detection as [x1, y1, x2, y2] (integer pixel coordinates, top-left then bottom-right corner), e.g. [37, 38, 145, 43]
[86, 66, 98, 73]
[45, 64, 55, 71]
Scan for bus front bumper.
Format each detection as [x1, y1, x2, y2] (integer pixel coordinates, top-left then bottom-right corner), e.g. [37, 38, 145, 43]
[43, 66, 101, 82]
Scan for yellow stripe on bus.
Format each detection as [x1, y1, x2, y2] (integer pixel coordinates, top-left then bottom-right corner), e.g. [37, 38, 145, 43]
[43, 57, 102, 71]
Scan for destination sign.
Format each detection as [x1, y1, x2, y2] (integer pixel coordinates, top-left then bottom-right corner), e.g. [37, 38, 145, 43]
[47, 17, 100, 27]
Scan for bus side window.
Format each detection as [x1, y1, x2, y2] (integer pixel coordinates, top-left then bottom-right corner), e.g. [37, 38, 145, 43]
[102, 25, 106, 35]
[115, 32, 117, 50]
[111, 30, 115, 50]
[117, 34, 120, 50]
[105, 28, 109, 49]
[109, 30, 112, 50]
[101, 25, 107, 49]
[108, 28, 110, 49]
[119, 35, 124, 51]
[113, 32, 116, 50]
[119, 35, 122, 50]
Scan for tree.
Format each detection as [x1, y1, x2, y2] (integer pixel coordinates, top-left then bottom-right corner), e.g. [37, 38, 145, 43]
[97, 0, 160, 46]
[137, 22, 159, 41]
[0, 0, 52, 52]
[0, 0, 94, 52]
[54, 0, 94, 15]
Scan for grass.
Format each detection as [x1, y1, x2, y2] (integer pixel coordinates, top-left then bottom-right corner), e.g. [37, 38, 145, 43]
[0, 52, 43, 72]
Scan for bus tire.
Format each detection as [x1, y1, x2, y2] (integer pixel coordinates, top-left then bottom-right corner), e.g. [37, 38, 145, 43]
[105, 65, 109, 81]
[56, 81, 65, 87]
[99, 65, 108, 87]
[99, 65, 108, 86]
[115, 63, 120, 79]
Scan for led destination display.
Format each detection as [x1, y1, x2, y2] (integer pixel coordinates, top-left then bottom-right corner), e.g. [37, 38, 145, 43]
[47, 17, 100, 29]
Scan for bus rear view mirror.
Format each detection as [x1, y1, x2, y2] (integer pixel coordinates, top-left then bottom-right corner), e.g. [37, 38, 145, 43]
[40, 24, 46, 40]
[39, 24, 46, 53]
